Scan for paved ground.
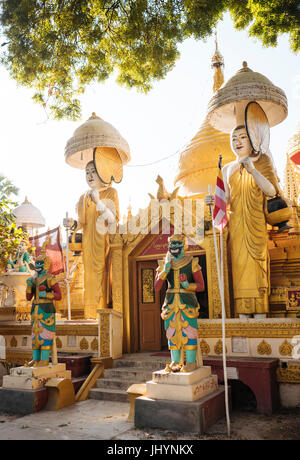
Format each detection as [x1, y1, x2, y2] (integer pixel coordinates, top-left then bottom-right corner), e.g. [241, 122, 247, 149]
[1, 399, 300, 441]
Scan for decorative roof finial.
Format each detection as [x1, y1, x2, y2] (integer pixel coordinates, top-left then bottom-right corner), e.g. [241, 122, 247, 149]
[88, 112, 101, 120]
[211, 30, 224, 93]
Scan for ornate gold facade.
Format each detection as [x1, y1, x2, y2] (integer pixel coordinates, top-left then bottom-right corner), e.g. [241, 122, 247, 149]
[1, 43, 300, 375]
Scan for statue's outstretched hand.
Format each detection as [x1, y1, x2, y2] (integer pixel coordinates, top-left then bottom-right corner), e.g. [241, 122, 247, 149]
[38, 285, 47, 298]
[180, 274, 189, 289]
[90, 189, 99, 204]
[164, 251, 172, 273]
[239, 157, 255, 173]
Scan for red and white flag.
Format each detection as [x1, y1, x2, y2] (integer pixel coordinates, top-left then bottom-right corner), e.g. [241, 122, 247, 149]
[29, 227, 64, 275]
[213, 156, 228, 232]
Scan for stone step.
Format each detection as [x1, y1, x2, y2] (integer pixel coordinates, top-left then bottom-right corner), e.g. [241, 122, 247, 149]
[113, 359, 167, 369]
[104, 366, 154, 381]
[96, 378, 138, 391]
[88, 354, 169, 403]
[89, 387, 129, 403]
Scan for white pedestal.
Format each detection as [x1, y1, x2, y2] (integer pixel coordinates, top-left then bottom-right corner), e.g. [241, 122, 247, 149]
[146, 366, 219, 402]
[3, 364, 71, 390]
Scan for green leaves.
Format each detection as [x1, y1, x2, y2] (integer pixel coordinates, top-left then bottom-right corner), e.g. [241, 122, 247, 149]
[0, 174, 19, 201]
[229, 0, 300, 52]
[0, 197, 27, 269]
[0, 0, 299, 120]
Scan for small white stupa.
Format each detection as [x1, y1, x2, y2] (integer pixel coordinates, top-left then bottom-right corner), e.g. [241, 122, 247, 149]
[13, 197, 46, 236]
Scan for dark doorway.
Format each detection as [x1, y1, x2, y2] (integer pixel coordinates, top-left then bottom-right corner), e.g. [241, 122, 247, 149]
[229, 380, 257, 412]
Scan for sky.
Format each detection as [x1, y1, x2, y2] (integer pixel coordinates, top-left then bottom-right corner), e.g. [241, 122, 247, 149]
[0, 12, 299, 233]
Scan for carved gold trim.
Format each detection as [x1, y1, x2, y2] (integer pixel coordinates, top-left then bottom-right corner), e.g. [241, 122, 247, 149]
[200, 339, 210, 355]
[0, 307, 16, 314]
[80, 337, 89, 350]
[91, 338, 98, 351]
[5, 351, 32, 366]
[279, 340, 293, 357]
[198, 322, 300, 338]
[0, 322, 98, 337]
[100, 313, 110, 357]
[214, 339, 227, 355]
[10, 336, 17, 348]
[257, 340, 272, 355]
[277, 364, 300, 383]
[0, 325, 31, 336]
[56, 337, 63, 349]
[56, 325, 98, 336]
[0, 324, 98, 337]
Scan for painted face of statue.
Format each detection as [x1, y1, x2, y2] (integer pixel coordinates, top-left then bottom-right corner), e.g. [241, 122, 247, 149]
[85, 161, 107, 190]
[230, 126, 252, 159]
[169, 240, 184, 260]
[35, 259, 45, 275]
[18, 241, 27, 252]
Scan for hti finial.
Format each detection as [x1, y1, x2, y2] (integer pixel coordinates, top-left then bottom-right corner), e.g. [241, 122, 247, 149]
[211, 29, 224, 92]
[89, 112, 101, 120]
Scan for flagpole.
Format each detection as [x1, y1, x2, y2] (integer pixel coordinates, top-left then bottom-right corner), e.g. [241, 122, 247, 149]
[208, 181, 231, 438]
[65, 212, 71, 321]
[208, 185, 222, 291]
[219, 226, 231, 438]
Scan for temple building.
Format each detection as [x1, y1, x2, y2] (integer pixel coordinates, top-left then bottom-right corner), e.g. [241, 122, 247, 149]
[1, 41, 300, 407]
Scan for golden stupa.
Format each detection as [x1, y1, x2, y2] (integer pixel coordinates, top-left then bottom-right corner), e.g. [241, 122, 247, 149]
[174, 39, 235, 196]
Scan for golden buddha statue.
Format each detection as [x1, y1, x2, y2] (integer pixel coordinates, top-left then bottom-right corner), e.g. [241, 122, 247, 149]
[64, 113, 130, 319]
[223, 123, 279, 317]
[206, 61, 289, 318]
[76, 160, 119, 319]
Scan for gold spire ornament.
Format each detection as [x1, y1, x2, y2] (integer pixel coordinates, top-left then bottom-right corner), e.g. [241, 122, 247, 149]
[174, 37, 234, 196]
[211, 31, 224, 93]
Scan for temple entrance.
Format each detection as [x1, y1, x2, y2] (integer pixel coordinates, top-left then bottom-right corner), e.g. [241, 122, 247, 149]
[128, 227, 208, 353]
[137, 260, 163, 351]
[136, 254, 208, 352]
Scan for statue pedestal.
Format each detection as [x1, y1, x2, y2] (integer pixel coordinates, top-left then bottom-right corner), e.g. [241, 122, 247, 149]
[135, 387, 228, 434]
[0, 363, 74, 414]
[135, 366, 227, 433]
[146, 366, 218, 402]
[2, 363, 72, 390]
[0, 387, 48, 415]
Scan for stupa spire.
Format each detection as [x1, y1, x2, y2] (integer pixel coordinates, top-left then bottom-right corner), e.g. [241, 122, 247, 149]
[211, 31, 224, 93]
[173, 35, 234, 196]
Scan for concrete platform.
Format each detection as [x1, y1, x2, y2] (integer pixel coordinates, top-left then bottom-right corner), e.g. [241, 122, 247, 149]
[3, 364, 72, 390]
[0, 387, 48, 415]
[0, 376, 86, 415]
[134, 386, 228, 433]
